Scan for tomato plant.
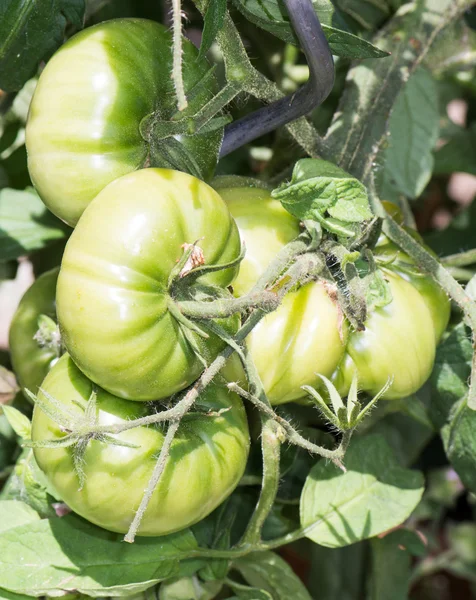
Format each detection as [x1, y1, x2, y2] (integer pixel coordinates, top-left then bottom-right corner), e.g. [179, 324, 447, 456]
[57, 168, 241, 401]
[26, 18, 223, 226]
[219, 184, 450, 404]
[32, 354, 250, 536]
[1, 1, 476, 599]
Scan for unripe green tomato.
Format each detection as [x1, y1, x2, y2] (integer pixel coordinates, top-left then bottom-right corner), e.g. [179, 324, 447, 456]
[9, 268, 59, 396]
[32, 354, 250, 536]
[26, 18, 222, 226]
[57, 169, 241, 401]
[218, 185, 450, 404]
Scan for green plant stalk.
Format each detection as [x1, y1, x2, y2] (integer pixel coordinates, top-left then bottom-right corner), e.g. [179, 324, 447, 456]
[240, 416, 281, 546]
[124, 420, 180, 543]
[228, 383, 347, 464]
[177, 290, 280, 319]
[171, 0, 187, 111]
[151, 81, 242, 139]
[191, 2, 325, 156]
[442, 249, 476, 268]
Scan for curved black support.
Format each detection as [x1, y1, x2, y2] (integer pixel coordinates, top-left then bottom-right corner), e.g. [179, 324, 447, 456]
[219, 0, 335, 157]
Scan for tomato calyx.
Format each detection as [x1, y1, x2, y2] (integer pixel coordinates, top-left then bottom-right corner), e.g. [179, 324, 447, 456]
[33, 314, 62, 359]
[303, 373, 392, 432]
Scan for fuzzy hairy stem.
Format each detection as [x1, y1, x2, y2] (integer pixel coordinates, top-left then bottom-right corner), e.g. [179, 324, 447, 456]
[177, 290, 280, 319]
[240, 417, 281, 546]
[228, 383, 348, 464]
[442, 250, 476, 269]
[191, 0, 326, 156]
[171, 0, 187, 111]
[124, 420, 180, 543]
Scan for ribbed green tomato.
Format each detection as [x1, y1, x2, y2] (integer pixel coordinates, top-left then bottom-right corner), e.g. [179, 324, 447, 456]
[26, 18, 222, 226]
[9, 268, 60, 396]
[32, 354, 250, 536]
[57, 168, 241, 401]
[217, 184, 450, 404]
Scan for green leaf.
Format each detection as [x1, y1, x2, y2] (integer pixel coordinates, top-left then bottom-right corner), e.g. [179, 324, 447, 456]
[231, 0, 388, 58]
[199, 0, 227, 58]
[234, 551, 312, 600]
[381, 68, 439, 199]
[1, 449, 58, 517]
[0, 0, 85, 91]
[428, 324, 472, 429]
[300, 435, 424, 547]
[272, 158, 372, 224]
[368, 531, 413, 600]
[2, 406, 31, 439]
[365, 395, 435, 467]
[0, 187, 67, 262]
[0, 513, 202, 596]
[307, 541, 367, 600]
[0, 589, 34, 600]
[434, 124, 476, 176]
[0, 500, 40, 534]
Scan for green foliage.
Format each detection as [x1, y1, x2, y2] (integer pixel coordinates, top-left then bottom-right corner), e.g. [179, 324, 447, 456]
[1, 0, 476, 598]
[232, 0, 389, 58]
[381, 68, 440, 200]
[0, 188, 67, 262]
[0, 508, 202, 596]
[0, 0, 85, 91]
[199, 0, 227, 57]
[233, 552, 312, 600]
[300, 435, 424, 547]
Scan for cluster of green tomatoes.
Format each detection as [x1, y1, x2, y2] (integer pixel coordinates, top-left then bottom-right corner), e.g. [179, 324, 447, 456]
[8, 18, 450, 537]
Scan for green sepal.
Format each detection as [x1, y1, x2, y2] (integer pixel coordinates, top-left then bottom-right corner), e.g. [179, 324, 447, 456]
[272, 159, 373, 235]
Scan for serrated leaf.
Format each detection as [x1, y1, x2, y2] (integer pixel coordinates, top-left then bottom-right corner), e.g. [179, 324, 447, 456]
[382, 68, 439, 199]
[0, 500, 40, 534]
[0, 187, 67, 262]
[0, 513, 202, 596]
[232, 0, 388, 58]
[2, 406, 31, 439]
[300, 435, 424, 547]
[272, 158, 372, 224]
[0, 0, 86, 92]
[234, 552, 312, 600]
[199, 0, 226, 58]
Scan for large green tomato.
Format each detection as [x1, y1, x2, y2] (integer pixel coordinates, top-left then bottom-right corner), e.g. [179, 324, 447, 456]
[9, 268, 60, 395]
[26, 18, 222, 226]
[32, 354, 250, 536]
[57, 168, 241, 401]
[217, 183, 450, 404]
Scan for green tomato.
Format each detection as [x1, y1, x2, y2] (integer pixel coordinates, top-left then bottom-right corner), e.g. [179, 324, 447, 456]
[31, 354, 250, 536]
[57, 168, 241, 401]
[218, 184, 300, 297]
[9, 268, 60, 396]
[26, 18, 222, 226]
[218, 185, 450, 404]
